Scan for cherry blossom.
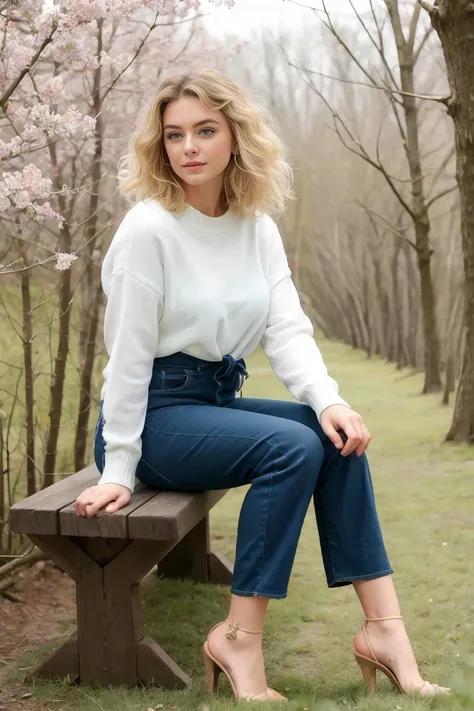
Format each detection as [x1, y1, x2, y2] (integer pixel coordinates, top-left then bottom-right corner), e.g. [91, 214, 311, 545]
[0, 0, 236, 268]
[55, 252, 78, 270]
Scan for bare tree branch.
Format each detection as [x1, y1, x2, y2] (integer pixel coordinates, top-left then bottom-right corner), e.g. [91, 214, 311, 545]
[426, 184, 458, 208]
[101, 11, 160, 102]
[358, 201, 417, 249]
[414, 25, 434, 65]
[290, 61, 417, 220]
[293, 59, 449, 104]
[350, 0, 401, 91]
[287, 0, 448, 105]
[407, 1, 422, 54]
[0, 545, 46, 580]
[417, 0, 436, 14]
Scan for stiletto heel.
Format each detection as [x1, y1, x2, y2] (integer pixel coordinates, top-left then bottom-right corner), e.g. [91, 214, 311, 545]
[353, 616, 451, 696]
[355, 655, 376, 694]
[203, 620, 287, 702]
[202, 644, 222, 692]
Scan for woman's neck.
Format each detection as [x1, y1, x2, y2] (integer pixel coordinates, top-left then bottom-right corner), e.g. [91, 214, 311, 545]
[184, 183, 227, 218]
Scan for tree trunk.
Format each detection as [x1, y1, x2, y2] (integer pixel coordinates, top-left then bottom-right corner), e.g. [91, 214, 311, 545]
[75, 20, 104, 470]
[426, 1, 474, 440]
[386, 0, 442, 390]
[417, 244, 441, 390]
[402, 239, 419, 368]
[43, 224, 73, 486]
[21, 264, 36, 495]
[442, 284, 463, 405]
[372, 253, 389, 360]
[0, 412, 4, 550]
[75, 280, 103, 470]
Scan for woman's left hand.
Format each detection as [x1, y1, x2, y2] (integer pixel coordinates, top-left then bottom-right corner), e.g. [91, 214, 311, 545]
[320, 405, 371, 457]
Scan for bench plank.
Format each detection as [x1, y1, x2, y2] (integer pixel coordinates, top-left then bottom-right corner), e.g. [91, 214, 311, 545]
[59, 485, 161, 538]
[128, 489, 227, 540]
[9, 465, 98, 535]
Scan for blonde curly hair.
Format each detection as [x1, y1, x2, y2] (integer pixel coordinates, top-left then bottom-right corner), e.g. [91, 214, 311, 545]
[118, 69, 293, 217]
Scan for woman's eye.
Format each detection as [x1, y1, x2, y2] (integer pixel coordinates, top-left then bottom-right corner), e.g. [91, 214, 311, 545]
[200, 128, 215, 136]
[167, 132, 181, 140]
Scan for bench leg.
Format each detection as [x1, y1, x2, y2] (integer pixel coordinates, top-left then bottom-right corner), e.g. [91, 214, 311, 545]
[28, 534, 191, 688]
[27, 631, 79, 683]
[158, 516, 234, 585]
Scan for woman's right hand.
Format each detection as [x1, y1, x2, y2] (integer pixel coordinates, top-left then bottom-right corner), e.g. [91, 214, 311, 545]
[74, 483, 132, 517]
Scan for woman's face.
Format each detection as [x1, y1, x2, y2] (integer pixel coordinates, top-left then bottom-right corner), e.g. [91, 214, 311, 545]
[162, 96, 235, 190]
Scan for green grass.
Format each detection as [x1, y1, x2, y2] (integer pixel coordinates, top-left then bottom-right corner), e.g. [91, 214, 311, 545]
[6, 341, 474, 710]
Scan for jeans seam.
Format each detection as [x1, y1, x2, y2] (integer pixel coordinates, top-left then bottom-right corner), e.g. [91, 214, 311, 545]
[254, 468, 273, 593]
[139, 458, 187, 491]
[140, 426, 286, 460]
[213, 370, 223, 406]
[320, 489, 338, 583]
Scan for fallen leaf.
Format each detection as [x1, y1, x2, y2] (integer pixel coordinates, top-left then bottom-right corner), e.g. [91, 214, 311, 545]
[21, 694, 33, 699]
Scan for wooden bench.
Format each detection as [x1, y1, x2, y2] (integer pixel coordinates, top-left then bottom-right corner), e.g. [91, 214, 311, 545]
[9, 464, 233, 688]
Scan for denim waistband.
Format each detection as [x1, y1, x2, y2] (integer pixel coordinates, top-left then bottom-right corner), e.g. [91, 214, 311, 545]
[153, 351, 247, 378]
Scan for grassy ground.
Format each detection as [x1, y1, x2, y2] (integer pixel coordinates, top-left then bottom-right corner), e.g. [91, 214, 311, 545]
[6, 341, 474, 710]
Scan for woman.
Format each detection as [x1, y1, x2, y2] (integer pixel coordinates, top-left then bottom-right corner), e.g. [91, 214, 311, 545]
[74, 69, 449, 701]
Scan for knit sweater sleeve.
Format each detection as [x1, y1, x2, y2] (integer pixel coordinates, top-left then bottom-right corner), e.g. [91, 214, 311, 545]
[98, 221, 163, 492]
[260, 218, 350, 420]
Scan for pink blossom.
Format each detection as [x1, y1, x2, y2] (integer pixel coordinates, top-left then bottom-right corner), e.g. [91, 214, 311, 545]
[55, 252, 78, 271]
[0, 0, 235, 235]
[0, 196, 10, 212]
[34, 202, 63, 224]
[0, 104, 96, 162]
[0, 164, 62, 223]
[36, 76, 66, 103]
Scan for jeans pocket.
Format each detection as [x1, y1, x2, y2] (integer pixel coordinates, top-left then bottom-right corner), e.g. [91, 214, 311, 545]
[160, 368, 191, 392]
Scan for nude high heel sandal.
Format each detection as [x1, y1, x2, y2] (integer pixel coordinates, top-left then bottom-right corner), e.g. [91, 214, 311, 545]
[203, 619, 287, 702]
[354, 616, 450, 696]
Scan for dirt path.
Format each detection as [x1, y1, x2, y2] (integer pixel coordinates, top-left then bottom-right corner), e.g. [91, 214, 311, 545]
[0, 561, 75, 711]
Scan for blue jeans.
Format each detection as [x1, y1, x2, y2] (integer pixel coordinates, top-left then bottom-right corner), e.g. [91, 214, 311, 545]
[94, 352, 392, 598]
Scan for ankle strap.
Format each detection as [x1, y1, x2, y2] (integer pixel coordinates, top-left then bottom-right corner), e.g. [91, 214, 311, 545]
[225, 619, 263, 640]
[361, 615, 403, 664]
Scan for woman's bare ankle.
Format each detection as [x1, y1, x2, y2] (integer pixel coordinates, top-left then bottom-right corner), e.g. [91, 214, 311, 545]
[207, 620, 267, 697]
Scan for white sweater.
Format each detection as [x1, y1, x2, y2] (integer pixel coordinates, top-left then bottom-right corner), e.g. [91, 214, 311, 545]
[98, 199, 349, 492]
